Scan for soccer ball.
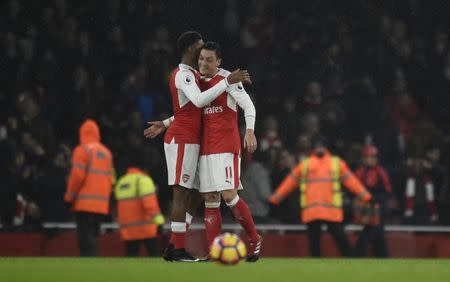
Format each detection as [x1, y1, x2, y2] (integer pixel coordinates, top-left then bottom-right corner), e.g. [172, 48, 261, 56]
[209, 233, 247, 265]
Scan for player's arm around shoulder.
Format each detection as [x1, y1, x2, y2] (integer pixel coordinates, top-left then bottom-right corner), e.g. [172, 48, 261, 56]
[175, 69, 227, 108]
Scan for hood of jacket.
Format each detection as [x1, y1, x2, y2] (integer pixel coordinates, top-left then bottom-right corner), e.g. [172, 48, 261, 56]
[79, 119, 100, 144]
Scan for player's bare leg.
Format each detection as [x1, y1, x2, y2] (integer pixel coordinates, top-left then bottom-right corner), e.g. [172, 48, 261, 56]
[165, 185, 199, 262]
[164, 187, 202, 262]
[204, 192, 222, 251]
[185, 189, 203, 228]
[222, 189, 261, 262]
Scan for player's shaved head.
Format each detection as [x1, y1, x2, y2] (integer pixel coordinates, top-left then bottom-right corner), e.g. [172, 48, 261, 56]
[177, 31, 203, 56]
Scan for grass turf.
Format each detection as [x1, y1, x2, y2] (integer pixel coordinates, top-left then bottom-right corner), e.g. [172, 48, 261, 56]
[1, 258, 449, 282]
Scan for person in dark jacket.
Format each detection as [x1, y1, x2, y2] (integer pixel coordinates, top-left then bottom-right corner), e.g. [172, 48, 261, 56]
[37, 145, 72, 222]
[403, 156, 438, 225]
[354, 144, 392, 257]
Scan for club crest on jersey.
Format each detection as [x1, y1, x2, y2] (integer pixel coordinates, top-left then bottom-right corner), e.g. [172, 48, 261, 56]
[184, 75, 194, 85]
[182, 174, 190, 183]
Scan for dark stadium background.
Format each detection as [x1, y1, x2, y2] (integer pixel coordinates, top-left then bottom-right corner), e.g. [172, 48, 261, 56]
[0, 0, 450, 257]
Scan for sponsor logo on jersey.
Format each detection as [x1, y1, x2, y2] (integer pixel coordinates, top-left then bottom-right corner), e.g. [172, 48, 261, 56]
[203, 106, 224, 115]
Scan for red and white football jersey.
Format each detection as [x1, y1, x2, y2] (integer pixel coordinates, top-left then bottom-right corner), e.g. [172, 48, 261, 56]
[165, 64, 230, 145]
[200, 68, 255, 155]
[164, 64, 202, 144]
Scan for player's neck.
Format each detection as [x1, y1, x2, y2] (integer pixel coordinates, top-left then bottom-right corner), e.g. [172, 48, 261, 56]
[204, 68, 219, 79]
[181, 57, 196, 69]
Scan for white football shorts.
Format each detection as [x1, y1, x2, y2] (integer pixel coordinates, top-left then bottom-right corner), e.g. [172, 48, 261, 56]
[164, 142, 200, 189]
[199, 153, 242, 193]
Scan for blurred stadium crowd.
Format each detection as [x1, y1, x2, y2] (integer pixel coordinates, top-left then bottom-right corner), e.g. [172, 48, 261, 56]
[1, 0, 449, 229]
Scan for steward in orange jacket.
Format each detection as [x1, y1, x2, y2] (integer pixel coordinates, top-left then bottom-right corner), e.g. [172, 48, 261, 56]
[115, 167, 165, 256]
[65, 119, 114, 256]
[269, 135, 371, 257]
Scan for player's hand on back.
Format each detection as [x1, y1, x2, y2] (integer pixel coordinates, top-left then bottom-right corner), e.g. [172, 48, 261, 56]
[144, 121, 166, 139]
[227, 69, 252, 85]
[243, 129, 257, 153]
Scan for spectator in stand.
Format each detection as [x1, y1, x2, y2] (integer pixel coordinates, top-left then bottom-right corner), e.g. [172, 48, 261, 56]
[279, 96, 301, 149]
[0, 147, 23, 229]
[259, 115, 282, 152]
[423, 145, 448, 224]
[293, 134, 311, 163]
[319, 100, 347, 154]
[17, 92, 55, 160]
[384, 76, 418, 140]
[299, 81, 323, 114]
[271, 149, 300, 224]
[403, 156, 438, 225]
[241, 150, 272, 223]
[37, 145, 72, 222]
[300, 112, 320, 137]
[354, 144, 392, 257]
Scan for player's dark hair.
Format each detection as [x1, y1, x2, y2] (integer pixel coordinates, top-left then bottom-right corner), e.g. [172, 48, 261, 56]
[202, 41, 222, 59]
[177, 31, 202, 56]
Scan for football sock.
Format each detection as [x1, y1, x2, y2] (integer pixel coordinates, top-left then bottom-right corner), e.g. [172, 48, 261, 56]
[171, 222, 186, 249]
[227, 195, 259, 242]
[170, 213, 193, 245]
[204, 201, 222, 250]
[186, 212, 193, 230]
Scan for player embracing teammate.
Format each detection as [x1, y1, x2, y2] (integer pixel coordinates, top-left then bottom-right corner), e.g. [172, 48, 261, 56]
[197, 42, 261, 262]
[144, 34, 261, 262]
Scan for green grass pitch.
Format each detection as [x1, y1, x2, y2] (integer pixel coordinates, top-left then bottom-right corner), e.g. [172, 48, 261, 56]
[1, 258, 449, 282]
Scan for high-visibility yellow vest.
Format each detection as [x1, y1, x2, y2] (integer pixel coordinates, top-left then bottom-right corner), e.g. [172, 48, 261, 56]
[115, 173, 155, 200]
[299, 156, 342, 209]
[114, 173, 164, 225]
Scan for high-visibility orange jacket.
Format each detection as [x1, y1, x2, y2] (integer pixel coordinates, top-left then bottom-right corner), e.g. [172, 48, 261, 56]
[64, 119, 114, 215]
[269, 151, 371, 223]
[114, 168, 164, 241]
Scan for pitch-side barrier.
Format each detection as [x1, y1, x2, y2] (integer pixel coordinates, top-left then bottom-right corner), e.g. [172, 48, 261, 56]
[6, 223, 448, 233]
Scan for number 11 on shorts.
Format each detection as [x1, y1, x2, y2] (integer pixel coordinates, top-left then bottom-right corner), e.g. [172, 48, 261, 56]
[225, 166, 232, 184]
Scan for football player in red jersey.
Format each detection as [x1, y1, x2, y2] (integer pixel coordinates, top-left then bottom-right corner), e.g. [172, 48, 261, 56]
[146, 42, 261, 262]
[144, 32, 251, 262]
[197, 42, 261, 262]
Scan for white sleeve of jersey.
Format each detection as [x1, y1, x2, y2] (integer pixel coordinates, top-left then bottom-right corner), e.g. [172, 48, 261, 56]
[228, 82, 256, 130]
[175, 70, 229, 108]
[162, 116, 174, 128]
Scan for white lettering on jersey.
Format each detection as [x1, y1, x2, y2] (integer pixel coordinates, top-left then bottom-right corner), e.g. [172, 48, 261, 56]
[203, 106, 224, 115]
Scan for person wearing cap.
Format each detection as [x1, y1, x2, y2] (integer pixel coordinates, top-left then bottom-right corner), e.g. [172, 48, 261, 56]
[269, 135, 371, 257]
[354, 144, 392, 257]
